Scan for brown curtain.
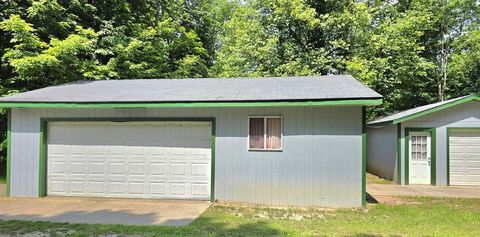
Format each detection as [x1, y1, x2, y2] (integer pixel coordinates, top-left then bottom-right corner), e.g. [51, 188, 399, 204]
[266, 118, 281, 149]
[249, 118, 264, 148]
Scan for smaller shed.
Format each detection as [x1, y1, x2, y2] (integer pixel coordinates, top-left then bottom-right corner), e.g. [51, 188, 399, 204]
[367, 94, 480, 186]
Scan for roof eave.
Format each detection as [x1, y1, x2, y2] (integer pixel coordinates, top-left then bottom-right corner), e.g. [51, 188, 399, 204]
[0, 98, 383, 108]
[368, 94, 479, 127]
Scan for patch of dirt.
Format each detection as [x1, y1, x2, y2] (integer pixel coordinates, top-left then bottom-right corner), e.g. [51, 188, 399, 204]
[370, 195, 421, 205]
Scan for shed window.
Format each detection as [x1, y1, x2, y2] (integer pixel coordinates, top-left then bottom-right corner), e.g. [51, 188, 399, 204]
[248, 116, 282, 150]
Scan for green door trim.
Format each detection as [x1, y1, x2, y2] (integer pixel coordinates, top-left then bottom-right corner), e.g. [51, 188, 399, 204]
[396, 124, 402, 184]
[404, 127, 436, 185]
[38, 117, 216, 202]
[6, 109, 11, 196]
[446, 127, 480, 186]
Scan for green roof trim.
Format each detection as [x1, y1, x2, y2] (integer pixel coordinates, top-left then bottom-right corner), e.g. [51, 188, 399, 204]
[0, 98, 382, 108]
[369, 94, 479, 126]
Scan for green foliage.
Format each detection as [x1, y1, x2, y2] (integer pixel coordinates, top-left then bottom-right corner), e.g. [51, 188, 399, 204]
[0, 0, 479, 161]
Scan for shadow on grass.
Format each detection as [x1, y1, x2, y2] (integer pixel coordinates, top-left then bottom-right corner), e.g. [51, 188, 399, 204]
[0, 217, 282, 237]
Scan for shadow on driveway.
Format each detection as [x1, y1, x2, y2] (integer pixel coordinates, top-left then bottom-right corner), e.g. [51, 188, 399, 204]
[0, 196, 210, 226]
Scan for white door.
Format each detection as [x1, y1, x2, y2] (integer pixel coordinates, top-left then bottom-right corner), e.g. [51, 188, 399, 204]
[450, 130, 480, 185]
[47, 121, 212, 200]
[409, 132, 431, 185]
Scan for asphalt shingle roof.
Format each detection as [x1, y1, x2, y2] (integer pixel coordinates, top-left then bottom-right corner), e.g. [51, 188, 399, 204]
[368, 95, 477, 126]
[0, 75, 382, 103]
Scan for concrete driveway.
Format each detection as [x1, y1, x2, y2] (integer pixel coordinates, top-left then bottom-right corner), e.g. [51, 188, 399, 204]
[368, 183, 480, 203]
[0, 196, 211, 226]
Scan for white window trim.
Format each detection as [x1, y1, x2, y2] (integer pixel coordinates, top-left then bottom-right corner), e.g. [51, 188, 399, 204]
[247, 116, 283, 151]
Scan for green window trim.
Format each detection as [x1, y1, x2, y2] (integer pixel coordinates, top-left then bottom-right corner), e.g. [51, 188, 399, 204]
[446, 127, 480, 186]
[404, 127, 436, 185]
[6, 108, 11, 196]
[362, 106, 367, 207]
[0, 98, 383, 109]
[38, 117, 216, 202]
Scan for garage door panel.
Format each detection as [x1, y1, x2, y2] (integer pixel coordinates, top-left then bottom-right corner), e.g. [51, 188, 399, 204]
[450, 130, 480, 186]
[70, 162, 86, 175]
[47, 121, 211, 200]
[192, 183, 209, 196]
[109, 162, 126, 176]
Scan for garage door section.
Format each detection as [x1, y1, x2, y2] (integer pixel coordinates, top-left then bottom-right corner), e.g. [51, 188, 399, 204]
[450, 130, 480, 186]
[47, 121, 212, 200]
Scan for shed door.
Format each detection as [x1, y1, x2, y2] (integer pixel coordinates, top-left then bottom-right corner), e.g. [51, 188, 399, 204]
[450, 130, 480, 186]
[408, 132, 431, 185]
[47, 121, 212, 200]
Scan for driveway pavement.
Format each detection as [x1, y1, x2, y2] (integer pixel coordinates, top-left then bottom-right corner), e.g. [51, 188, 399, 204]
[368, 183, 480, 203]
[0, 184, 5, 197]
[0, 196, 211, 226]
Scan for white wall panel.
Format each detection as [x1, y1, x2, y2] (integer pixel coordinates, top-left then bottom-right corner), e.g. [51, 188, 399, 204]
[366, 126, 398, 181]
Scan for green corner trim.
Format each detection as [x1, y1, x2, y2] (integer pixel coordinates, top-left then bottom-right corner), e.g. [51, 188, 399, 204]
[38, 117, 217, 200]
[446, 127, 480, 186]
[396, 124, 401, 184]
[39, 121, 47, 197]
[370, 94, 479, 126]
[6, 109, 11, 196]
[404, 127, 436, 185]
[361, 106, 367, 207]
[0, 98, 383, 109]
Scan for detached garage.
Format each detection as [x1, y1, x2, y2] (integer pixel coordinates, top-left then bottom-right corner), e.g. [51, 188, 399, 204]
[1, 76, 382, 207]
[367, 94, 480, 186]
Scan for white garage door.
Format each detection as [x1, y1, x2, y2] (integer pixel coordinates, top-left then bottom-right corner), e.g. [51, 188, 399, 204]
[450, 130, 480, 186]
[47, 121, 212, 200]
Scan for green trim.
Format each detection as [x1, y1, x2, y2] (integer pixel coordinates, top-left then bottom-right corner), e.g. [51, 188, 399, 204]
[39, 120, 47, 197]
[446, 127, 480, 186]
[361, 106, 366, 207]
[370, 94, 479, 126]
[210, 121, 216, 203]
[0, 98, 383, 108]
[6, 109, 11, 196]
[404, 127, 436, 185]
[38, 117, 216, 201]
[396, 124, 401, 184]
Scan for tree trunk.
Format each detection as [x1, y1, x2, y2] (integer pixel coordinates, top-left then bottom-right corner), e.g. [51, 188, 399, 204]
[439, 23, 448, 101]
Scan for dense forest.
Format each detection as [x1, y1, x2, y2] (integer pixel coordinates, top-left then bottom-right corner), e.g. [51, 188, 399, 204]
[0, 0, 479, 162]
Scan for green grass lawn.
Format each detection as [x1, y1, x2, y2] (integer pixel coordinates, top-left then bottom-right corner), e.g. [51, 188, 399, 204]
[0, 161, 5, 184]
[0, 197, 479, 236]
[367, 172, 394, 185]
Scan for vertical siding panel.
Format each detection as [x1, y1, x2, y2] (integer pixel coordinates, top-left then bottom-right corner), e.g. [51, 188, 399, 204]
[19, 109, 27, 196]
[326, 107, 335, 207]
[312, 106, 325, 206]
[294, 107, 303, 205]
[286, 107, 296, 205]
[339, 107, 349, 206]
[216, 108, 226, 200]
[225, 108, 234, 200]
[10, 110, 17, 196]
[305, 106, 313, 205]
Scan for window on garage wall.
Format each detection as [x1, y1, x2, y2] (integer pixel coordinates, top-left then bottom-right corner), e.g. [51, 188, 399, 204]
[248, 116, 282, 151]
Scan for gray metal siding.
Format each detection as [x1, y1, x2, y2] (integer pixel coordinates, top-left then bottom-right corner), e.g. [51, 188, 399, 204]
[366, 126, 398, 182]
[10, 106, 362, 207]
[399, 101, 480, 185]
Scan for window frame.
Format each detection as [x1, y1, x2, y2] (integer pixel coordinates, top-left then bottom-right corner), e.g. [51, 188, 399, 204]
[247, 116, 283, 151]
